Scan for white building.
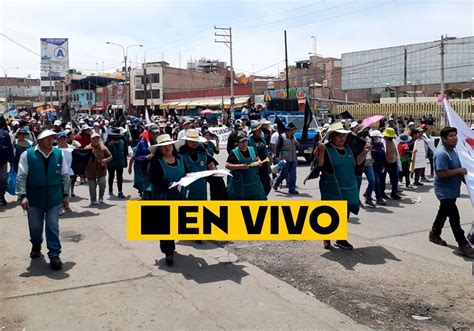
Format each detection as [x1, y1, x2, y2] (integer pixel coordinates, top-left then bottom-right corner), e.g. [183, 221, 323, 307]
[130, 62, 165, 107]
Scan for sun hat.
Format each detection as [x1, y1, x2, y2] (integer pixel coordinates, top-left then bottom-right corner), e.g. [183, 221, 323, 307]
[12, 120, 19, 126]
[65, 123, 72, 129]
[37, 129, 57, 140]
[81, 124, 91, 131]
[326, 122, 351, 137]
[91, 132, 101, 139]
[408, 121, 415, 126]
[356, 124, 368, 134]
[147, 123, 160, 133]
[93, 122, 100, 127]
[260, 119, 271, 125]
[54, 120, 62, 126]
[149, 134, 178, 153]
[251, 121, 262, 132]
[181, 129, 207, 143]
[350, 121, 359, 129]
[383, 127, 397, 139]
[398, 134, 412, 143]
[16, 127, 29, 135]
[286, 122, 297, 130]
[236, 132, 249, 143]
[370, 130, 383, 138]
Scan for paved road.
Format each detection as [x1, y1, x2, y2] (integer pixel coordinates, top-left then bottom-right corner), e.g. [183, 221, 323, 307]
[0, 149, 472, 329]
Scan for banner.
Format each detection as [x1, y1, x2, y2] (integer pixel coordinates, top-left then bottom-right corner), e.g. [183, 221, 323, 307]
[443, 99, 474, 207]
[40, 38, 69, 78]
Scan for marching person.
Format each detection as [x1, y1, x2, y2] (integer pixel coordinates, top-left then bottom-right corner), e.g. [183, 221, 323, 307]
[85, 132, 112, 205]
[226, 132, 266, 200]
[248, 121, 271, 196]
[75, 124, 92, 185]
[398, 134, 413, 189]
[179, 129, 216, 200]
[57, 131, 75, 202]
[148, 134, 188, 266]
[105, 129, 128, 198]
[422, 124, 436, 178]
[381, 128, 401, 200]
[411, 128, 426, 186]
[0, 118, 14, 207]
[273, 122, 299, 194]
[16, 130, 70, 270]
[202, 128, 219, 157]
[370, 130, 387, 205]
[429, 127, 474, 257]
[13, 127, 33, 173]
[317, 122, 370, 250]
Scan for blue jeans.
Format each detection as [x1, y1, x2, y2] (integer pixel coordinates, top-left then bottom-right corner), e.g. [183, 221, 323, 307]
[27, 204, 62, 259]
[363, 165, 375, 199]
[373, 166, 383, 199]
[274, 161, 297, 192]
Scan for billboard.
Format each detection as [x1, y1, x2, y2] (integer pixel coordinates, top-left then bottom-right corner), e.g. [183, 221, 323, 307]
[40, 38, 69, 78]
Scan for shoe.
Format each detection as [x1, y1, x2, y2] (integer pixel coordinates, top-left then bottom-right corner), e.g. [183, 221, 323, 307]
[273, 184, 279, 191]
[109, 191, 114, 196]
[323, 240, 332, 250]
[165, 253, 174, 266]
[390, 193, 402, 200]
[50, 256, 63, 270]
[376, 198, 386, 206]
[429, 231, 447, 246]
[414, 181, 424, 186]
[382, 193, 391, 200]
[98, 198, 104, 204]
[289, 191, 299, 195]
[458, 245, 474, 257]
[117, 192, 125, 199]
[0, 196, 6, 206]
[91, 200, 100, 206]
[421, 177, 431, 182]
[365, 199, 376, 208]
[335, 240, 354, 250]
[30, 244, 42, 259]
[70, 193, 76, 197]
[405, 184, 414, 189]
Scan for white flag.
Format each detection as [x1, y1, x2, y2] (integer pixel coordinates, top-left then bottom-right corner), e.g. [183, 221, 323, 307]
[144, 107, 151, 126]
[443, 99, 474, 207]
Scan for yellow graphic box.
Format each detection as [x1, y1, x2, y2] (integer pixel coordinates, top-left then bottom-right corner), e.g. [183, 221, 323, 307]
[127, 200, 347, 241]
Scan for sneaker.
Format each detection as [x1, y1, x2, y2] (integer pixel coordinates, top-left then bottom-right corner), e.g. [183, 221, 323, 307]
[117, 192, 125, 199]
[390, 193, 402, 200]
[30, 244, 42, 259]
[98, 198, 104, 204]
[335, 240, 354, 250]
[421, 177, 431, 182]
[376, 198, 386, 206]
[365, 199, 376, 208]
[382, 193, 391, 200]
[165, 253, 174, 266]
[70, 193, 76, 197]
[91, 200, 100, 206]
[273, 184, 279, 191]
[405, 184, 414, 189]
[109, 191, 114, 196]
[458, 245, 474, 257]
[323, 240, 332, 250]
[289, 191, 299, 195]
[50, 256, 63, 270]
[429, 231, 447, 246]
[0, 196, 6, 206]
[414, 181, 424, 186]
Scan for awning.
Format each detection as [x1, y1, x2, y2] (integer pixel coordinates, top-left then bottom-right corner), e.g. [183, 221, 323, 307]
[161, 95, 250, 109]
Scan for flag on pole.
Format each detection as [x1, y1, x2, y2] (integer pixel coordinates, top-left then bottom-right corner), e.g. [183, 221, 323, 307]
[144, 107, 151, 126]
[443, 99, 474, 207]
[301, 101, 314, 142]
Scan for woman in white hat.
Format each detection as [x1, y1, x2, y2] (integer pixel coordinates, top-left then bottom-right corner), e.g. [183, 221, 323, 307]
[147, 134, 187, 266]
[369, 130, 388, 205]
[178, 129, 216, 200]
[316, 122, 370, 250]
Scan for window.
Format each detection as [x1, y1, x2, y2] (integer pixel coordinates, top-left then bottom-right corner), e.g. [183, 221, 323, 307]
[150, 74, 160, 83]
[135, 91, 145, 100]
[151, 89, 160, 99]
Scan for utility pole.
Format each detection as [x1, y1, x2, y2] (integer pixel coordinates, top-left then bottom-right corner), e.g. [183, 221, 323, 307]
[215, 26, 234, 120]
[284, 30, 290, 98]
[49, 62, 53, 107]
[143, 61, 148, 118]
[439, 35, 456, 126]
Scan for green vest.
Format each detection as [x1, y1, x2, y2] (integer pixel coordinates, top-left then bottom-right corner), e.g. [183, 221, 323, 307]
[227, 146, 266, 200]
[107, 140, 126, 169]
[26, 147, 64, 209]
[181, 152, 207, 200]
[150, 156, 186, 200]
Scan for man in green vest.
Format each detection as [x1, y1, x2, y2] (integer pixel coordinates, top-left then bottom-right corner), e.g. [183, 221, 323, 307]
[16, 130, 70, 270]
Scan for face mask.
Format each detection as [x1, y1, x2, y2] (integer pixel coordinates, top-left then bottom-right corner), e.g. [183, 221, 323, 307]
[374, 137, 381, 143]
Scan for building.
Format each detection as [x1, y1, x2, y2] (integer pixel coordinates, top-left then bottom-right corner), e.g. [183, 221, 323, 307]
[0, 76, 41, 102]
[341, 36, 474, 101]
[187, 58, 227, 75]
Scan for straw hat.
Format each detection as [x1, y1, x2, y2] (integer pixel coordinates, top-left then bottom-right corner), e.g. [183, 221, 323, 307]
[180, 129, 207, 143]
[149, 134, 178, 153]
[37, 129, 57, 140]
[251, 121, 262, 132]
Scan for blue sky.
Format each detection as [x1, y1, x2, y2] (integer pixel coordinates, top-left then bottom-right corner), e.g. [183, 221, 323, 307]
[1, 0, 473, 78]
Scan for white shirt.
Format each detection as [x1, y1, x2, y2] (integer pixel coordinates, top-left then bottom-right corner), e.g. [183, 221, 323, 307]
[60, 146, 75, 176]
[270, 132, 280, 145]
[18, 146, 69, 177]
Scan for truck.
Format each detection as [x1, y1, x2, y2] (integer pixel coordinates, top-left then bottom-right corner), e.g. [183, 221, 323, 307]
[235, 98, 320, 162]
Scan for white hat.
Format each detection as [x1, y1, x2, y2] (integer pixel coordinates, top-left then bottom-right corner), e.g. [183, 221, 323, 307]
[12, 120, 19, 126]
[260, 119, 271, 125]
[149, 134, 177, 153]
[369, 130, 383, 138]
[104, 120, 109, 125]
[37, 129, 57, 140]
[180, 129, 207, 143]
[65, 123, 72, 129]
[408, 121, 415, 126]
[350, 121, 359, 129]
[54, 120, 61, 126]
[91, 132, 101, 139]
[326, 122, 351, 137]
[93, 122, 100, 127]
[81, 124, 91, 131]
[323, 123, 330, 129]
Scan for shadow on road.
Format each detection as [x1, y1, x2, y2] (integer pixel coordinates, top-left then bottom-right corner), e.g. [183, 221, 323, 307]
[19, 256, 76, 280]
[348, 217, 360, 224]
[0, 200, 20, 212]
[177, 240, 219, 250]
[60, 210, 98, 219]
[155, 253, 249, 284]
[321, 245, 401, 270]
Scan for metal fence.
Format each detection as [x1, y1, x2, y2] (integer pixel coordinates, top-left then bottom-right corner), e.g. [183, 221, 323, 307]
[335, 100, 473, 130]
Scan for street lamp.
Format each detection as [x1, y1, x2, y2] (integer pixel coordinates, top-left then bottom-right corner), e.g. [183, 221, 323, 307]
[1, 66, 19, 109]
[106, 42, 143, 112]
